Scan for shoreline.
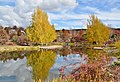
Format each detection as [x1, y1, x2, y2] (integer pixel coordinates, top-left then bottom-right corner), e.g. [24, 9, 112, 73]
[0, 45, 63, 52]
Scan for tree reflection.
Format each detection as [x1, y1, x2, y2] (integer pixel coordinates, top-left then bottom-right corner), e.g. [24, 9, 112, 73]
[85, 49, 110, 63]
[0, 51, 25, 62]
[26, 49, 56, 82]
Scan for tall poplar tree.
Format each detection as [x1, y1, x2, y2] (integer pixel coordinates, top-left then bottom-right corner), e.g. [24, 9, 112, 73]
[86, 15, 110, 44]
[26, 8, 57, 43]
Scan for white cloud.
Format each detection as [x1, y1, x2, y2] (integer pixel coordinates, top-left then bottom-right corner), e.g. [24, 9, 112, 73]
[38, 0, 78, 12]
[0, 58, 32, 82]
[102, 20, 120, 28]
[54, 23, 59, 28]
[82, 6, 120, 20]
[0, 0, 78, 27]
[0, 6, 22, 27]
[0, 0, 120, 29]
[48, 6, 120, 21]
[48, 12, 89, 21]
[48, 6, 120, 29]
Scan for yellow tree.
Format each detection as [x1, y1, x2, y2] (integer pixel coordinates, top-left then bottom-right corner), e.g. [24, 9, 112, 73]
[86, 15, 110, 44]
[26, 8, 57, 43]
[26, 50, 56, 81]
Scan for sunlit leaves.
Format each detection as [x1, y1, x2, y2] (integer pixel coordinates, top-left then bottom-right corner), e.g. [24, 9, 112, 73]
[86, 15, 110, 45]
[26, 8, 57, 43]
[114, 40, 120, 48]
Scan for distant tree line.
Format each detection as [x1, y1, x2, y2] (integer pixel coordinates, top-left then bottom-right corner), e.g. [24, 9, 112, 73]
[0, 25, 27, 45]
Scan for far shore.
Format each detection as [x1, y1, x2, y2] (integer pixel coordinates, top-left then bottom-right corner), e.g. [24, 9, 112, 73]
[0, 45, 63, 52]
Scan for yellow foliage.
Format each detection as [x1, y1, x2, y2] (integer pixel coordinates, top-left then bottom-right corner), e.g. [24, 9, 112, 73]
[26, 8, 57, 43]
[26, 50, 56, 82]
[86, 15, 110, 44]
[114, 40, 120, 48]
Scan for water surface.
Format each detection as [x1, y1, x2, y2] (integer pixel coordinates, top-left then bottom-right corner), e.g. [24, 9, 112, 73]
[0, 47, 88, 82]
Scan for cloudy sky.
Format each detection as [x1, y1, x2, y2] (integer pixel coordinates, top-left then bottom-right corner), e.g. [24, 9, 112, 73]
[0, 0, 120, 29]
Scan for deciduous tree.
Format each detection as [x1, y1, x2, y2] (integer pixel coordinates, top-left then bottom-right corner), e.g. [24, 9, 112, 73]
[26, 8, 57, 43]
[86, 15, 110, 44]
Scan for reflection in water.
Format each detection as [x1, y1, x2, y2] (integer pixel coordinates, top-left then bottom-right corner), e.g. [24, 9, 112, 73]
[85, 48, 110, 63]
[0, 47, 90, 82]
[26, 50, 56, 82]
[0, 57, 32, 82]
[0, 51, 26, 62]
[57, 46, 110, 62]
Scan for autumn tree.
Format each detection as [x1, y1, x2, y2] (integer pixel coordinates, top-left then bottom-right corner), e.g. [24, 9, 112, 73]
[17, 29, 22, 36]
[111, 29, 120, 41]
[26, 50, 56, 81]
[86, 15, 110, 44]
[26, 8, 57, 44]
[4, 27, 11, 35]
[0, 27, 10, 44]
[13, 25, 18, 31]
[62, 29, 71, 42]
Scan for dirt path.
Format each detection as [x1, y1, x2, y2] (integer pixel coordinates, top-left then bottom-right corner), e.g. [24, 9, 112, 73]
[39, 45, 63, 49]
[0, 45, 63, 52]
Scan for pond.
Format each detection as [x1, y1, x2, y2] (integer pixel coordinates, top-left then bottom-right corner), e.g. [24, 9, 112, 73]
[0, 46, 118, 82]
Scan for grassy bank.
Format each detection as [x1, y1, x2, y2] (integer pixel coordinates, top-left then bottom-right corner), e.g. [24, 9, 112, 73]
[0, 45, 63, 52]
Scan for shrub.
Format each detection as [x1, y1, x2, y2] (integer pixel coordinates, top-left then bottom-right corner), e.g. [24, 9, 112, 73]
[114, 40, 120, 48]
[114, 61, 120, 66]
[59, 54, 114, 82]
[11, 35, 18, 42]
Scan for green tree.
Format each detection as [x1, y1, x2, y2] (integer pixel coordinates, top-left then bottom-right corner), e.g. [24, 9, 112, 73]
[86, 15, 110, 44]
[26, 8, 57, 44]
[26, 50, 56, 81]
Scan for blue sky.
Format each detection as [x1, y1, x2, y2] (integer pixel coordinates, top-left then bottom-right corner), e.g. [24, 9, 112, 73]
[0, 0, 120, 29]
